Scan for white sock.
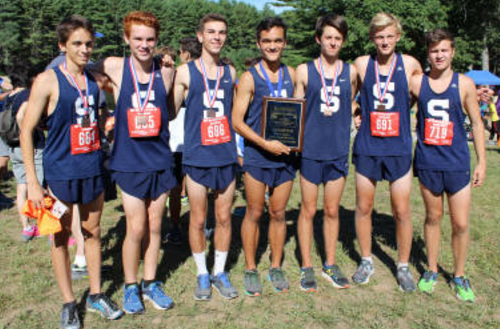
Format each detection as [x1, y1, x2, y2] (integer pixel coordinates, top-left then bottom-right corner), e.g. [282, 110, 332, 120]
[397, 262, 409, 269]
[213, 250, 228, 276]
[73, 255, 87, 268]
[193, 252, 208, 275]
[362, 256, 373, 264]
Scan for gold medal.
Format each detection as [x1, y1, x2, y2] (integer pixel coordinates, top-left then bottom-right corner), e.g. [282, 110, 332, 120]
[206, 109, 216, 118]
[137, 115, 147, 126]
[377, 104, 386, 111]
[324, 110, 333, 116]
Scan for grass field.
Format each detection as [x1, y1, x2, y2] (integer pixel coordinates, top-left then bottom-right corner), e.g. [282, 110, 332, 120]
[0, 145, 499, 329]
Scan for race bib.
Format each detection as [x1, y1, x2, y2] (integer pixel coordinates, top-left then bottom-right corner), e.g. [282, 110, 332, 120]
[424, 118, 453, 146]
[201, 116, 231, 145]
[70, 123, 100, 155]
[127, 107, 161, 138]
[370, 111, 399, 137]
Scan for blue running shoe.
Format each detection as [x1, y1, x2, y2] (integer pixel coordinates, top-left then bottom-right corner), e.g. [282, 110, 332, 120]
[122, 284, 144, 314]
[142, 281, 174, 310]
[194, 274, 212, 301]
[86, 294, 123, 320]
[212, 272, 238, 299]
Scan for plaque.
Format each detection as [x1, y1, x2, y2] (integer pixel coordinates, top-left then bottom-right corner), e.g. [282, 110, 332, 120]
[261, 96, 306, 152]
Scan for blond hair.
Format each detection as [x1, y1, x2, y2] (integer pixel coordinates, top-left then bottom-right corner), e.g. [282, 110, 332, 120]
[369, 12, 402, 39]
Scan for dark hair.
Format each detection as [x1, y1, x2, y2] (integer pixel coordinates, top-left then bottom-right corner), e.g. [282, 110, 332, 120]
[198, 13, 227, 32]
[315, 14, 348, 40]
[56, 15, 94, 44]
[180, 37, 202, 59]
[256, 17, 287, 40]
[244, 57, 261, 68]
[425, 29, 454, 49]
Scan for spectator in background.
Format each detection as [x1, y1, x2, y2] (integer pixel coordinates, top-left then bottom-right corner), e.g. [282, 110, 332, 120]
[0, 75, 14, 208]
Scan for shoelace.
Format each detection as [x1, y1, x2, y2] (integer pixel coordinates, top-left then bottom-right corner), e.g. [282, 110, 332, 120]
[125, 286, 140, 303]
[423, 271, 437, 282]
[270, 269, 285, 282]
[247, 271, 260, 286]
[199, 275, 211, 289]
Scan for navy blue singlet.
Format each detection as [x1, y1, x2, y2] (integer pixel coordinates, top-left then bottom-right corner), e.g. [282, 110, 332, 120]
[182, 61, 237, 167]
[414, 72, 470, 171]
[109, 58, 172, 172]
[244, 65, 295, 168]
[303, 61, 352, 160]
[44, 67, 102, 180]
[353, 53, 412, 156]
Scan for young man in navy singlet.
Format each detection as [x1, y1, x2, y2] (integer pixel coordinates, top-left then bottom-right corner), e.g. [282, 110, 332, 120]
[172, 14, 239, 301]
[410, 29, 485, 302]
[294, 14, 358, 292]
[94, 11, 176, 314]
[232, 17, 296, 296]
[21, 15, 122, 329]
[351, 12, 422, 292]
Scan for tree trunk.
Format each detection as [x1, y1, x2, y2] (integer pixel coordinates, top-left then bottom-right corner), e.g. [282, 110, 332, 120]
[482, 34, 489, 71]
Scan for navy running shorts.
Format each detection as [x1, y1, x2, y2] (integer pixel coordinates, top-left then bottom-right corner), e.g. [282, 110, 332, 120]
[243, 163, 296, 188]
[184, 163, 238, 191]
[113, 169, 177, 200]
[47, 175, 104, 204]
[300, 156, 349, 185]
[415, 169, 470, 195]
[353, 154, 411, 182]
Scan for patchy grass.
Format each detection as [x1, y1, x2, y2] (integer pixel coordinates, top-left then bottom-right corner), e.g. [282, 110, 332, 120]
[0, 145, 499, 329]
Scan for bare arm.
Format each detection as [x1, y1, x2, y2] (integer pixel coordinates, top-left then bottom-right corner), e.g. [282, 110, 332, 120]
[409, 73, 424, 115]
[89, 57, 123, 99]
[232, 71, 290, 156]
[171, 64, 190, 116]
[159, 65, 176, 121]
[20, 72, 56, 208]
[293, 64, 308, 99]
[460, 75, 486, 187]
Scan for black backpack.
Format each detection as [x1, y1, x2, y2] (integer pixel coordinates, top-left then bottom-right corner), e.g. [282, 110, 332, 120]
[0, 93, 21, 147]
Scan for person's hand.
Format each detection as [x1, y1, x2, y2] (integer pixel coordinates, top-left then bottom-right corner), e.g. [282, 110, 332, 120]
[263, 140, 290, 156]
[27, 182, 46, 209]
[354, 114, 362, 129]
[105, 116, 115, 133]
[472, 162, 486, 188]
[161, 55, 175, 68]
[477, 86, 494, 103]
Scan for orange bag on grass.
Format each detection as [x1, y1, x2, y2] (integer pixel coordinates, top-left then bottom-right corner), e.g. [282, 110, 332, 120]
[22, 196, 62, 235]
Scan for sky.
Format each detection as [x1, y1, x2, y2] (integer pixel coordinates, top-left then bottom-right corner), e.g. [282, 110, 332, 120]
[212, 0, 289, 13]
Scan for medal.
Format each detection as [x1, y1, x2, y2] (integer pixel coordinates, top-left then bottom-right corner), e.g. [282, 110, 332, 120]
[82, 114, 90, 127]
[137, 115, 147, 126]
[316, 57, 341, 114]
[130, 57, 155, 115]
[63, 62, 91, 125]
[374, 55, 397, 111]
[259, 61, 283, 98]
[199, 58, 222, 111]
[206, 109, 216, 118]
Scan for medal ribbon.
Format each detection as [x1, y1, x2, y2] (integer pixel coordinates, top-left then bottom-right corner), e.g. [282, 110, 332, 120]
[317, 57, 341, 108]
[199, 58, 222, 109]
[374, 54, 397, 105]
[259, 61, 283, 98]
[63, 61, 90, 114]
[129, 57, 155, 113]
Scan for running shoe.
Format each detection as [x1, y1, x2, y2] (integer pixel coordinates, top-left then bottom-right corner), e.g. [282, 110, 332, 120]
[212, 272, 238, 299]
[194, 274, 212, 301]
[86, 294, 123, 320]
[21, 226, 38, 242]
[452, 276, 475, 302]
[322, 264, 349, 289]
[60, 302, 80, 329]
[397, 266, 416, 293]
[142, 281, 174, 310]
[418, 271, 438, 294]
[300, 267, 317, 292]
[244, 269, 262, 297]
[181, 196, 189, 206]
[71, 263, 89, 280]
[268, 267, 289, 292]
[352, 259, 375, 285]
[122, 284, 144, 314]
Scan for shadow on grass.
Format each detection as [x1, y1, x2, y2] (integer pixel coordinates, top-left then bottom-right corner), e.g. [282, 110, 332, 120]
[290, 205, 430, 281]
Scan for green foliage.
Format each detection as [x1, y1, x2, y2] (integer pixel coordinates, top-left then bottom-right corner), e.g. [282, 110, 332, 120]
[0, 0, 498, 80]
